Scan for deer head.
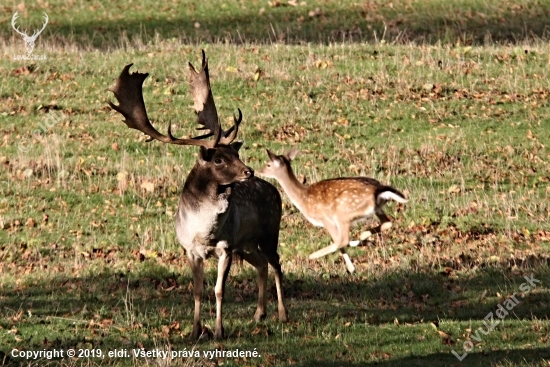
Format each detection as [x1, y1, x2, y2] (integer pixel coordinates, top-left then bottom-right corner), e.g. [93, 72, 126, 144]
[108, 50, 252, 189]
[258, 147, 299, 178]
[11, 11, 48, 56]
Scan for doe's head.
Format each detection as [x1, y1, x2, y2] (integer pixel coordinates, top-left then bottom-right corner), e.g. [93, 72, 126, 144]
[257, 147, 299, 179]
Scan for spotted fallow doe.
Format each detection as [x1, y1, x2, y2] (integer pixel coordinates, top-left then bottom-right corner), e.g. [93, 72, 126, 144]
[108, 51, 287, 340]
[258, 147, 408, 273]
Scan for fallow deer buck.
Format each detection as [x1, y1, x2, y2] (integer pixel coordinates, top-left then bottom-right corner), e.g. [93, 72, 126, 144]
[258, 147, 408, 273]
[108, 51, 287, 340]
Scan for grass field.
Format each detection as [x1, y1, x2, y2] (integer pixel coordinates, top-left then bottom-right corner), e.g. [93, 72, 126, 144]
[1, 1, 550, 366]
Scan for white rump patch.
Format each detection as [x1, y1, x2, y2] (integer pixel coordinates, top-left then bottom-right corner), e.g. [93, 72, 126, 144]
[378, 191, 408, 204]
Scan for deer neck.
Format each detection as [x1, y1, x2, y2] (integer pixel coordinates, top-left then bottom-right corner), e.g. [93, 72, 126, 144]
[182, 165, 231, 209]
[276, 167, 308, 212]
[176, 166, 233, 259]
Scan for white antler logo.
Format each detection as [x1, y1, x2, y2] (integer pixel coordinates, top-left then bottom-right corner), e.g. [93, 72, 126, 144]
[12, 11, 49, 57]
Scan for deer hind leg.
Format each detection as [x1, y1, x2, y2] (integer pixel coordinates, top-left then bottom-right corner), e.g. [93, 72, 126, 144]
[359, 208, 393, 241]
[188, 253, 204, 340]
[213, 250, 232, 340]
[240, 251, 268, 322]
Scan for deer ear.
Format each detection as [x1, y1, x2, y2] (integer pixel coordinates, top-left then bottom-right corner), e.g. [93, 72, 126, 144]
[287, 147, 299, 161]
[199, 146, 216, 163]
[266, 149, 277, 161]
[230, 141, 244, 152]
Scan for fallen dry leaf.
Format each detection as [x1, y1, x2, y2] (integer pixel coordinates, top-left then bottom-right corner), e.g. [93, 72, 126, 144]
[140, 181, 155, 193]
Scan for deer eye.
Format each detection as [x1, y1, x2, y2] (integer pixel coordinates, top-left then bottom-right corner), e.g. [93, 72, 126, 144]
[214, 158, 223, 165]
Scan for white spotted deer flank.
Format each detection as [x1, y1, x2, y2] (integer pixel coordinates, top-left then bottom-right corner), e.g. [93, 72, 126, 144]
[258, 147, 408, 273]
[108, 51, 287, 340]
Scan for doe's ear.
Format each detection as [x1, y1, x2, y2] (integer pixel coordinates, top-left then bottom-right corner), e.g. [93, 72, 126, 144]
[266, 149, 277, 161]
[230, 141, 244, 152]
[199, 146, 216, 163]
[286, 146, 299, 161]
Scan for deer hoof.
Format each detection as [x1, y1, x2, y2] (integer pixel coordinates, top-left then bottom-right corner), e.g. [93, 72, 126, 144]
[254, 310, 267, 322]
[191, 323, 202, 340]
[213, 326, 225, 340]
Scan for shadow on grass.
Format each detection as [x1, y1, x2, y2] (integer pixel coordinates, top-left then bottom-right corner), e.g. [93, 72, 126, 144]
[2, 2, 550, 48]
[299, 348, 550, 367]
[0, 263, 548, 365]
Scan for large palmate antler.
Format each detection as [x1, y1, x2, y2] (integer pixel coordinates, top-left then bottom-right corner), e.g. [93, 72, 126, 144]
[188, 50, 241, 145]
[108, 50, 241, 148]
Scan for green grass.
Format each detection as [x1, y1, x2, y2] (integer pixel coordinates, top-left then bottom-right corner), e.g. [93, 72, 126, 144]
[1, 0, 549, 46]
[1, 0, 550, 366]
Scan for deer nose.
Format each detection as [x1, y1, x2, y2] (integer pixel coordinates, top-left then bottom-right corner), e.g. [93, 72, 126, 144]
[244, 167, 254, 178]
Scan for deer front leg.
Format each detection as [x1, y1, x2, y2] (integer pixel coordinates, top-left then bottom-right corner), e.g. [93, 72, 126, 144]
[308, 221, 342, 259]
[214, 249, 232, 339]
[240, 251, 268, 321]
[188, 254, 204, 340]
[308, 220, 355, 273]
[334, 221, 355, 273]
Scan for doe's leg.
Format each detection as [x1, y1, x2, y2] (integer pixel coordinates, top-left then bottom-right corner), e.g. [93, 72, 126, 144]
[309, 220, 355, 273]
[334, 221, 355, 273]
[308, 220, 341, 259]
[359, 209, 393, 241]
